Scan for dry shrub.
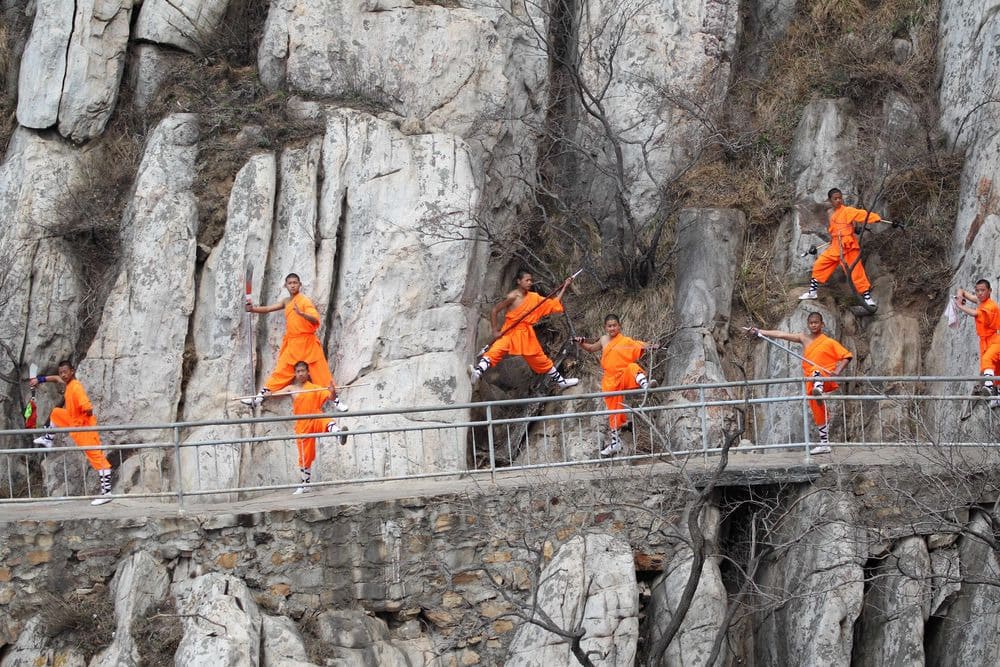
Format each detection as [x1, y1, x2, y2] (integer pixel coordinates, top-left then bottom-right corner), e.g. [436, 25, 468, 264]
[36, 589, 116, 659]
[0, 6, 31, 152]
[133, 597, 184, 665]
[757, 0, 940, 136]
[45, 101, 147, 357]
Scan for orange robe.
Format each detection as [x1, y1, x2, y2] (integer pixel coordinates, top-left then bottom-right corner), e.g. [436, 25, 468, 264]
[812, 205, 882, 293]
[975, 298, 1000, 374]
[49, 379, 110, 471]
[601, 334, 647, 430]
[292, 382, 333, 469]
[483, 292, 563, 373]
[802, 334, 853, 426]
[264, 293, 333, 392]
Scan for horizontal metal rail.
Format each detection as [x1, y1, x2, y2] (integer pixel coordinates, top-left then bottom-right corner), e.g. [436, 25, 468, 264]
[1, 375, 996, 509]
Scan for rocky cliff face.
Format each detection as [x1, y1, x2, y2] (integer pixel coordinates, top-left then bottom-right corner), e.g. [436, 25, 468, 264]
[2, 0, 1000, 663]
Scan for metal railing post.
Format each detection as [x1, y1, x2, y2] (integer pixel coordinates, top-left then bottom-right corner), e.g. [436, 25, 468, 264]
[173, 426, 184, 507]
[486, 404, 496, 483]
[699, 387, 709, 463]
[802, 378, 812, 458]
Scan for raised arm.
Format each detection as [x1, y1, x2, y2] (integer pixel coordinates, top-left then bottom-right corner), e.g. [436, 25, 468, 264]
[553, 274, 575, 301]
[246, 297, 287, 314]
[748, 327, 807, 346]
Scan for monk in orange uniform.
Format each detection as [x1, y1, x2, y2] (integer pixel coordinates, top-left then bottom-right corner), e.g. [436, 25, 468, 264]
[468, 269, 578, 390]
[800, 188, 893, 308]
[955, 279, 1000, 407]
[274, 361, 347, 494]
[30, 359, 113, 505]
[575, 314, 659, 456]
[244, 273, 345, 412]
[749, 312, 853, 455]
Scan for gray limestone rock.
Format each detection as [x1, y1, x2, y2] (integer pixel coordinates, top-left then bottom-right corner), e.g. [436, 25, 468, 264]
[644, 506, 726, 667]
[261, 614, 317, 667]
[925, 509, 1000, 666]
[0, 617, 86, 667]
[57, 0, 132, 142]
[0, 128, 91, 442]
[174, 573, 263, 667]
[754, 489, 866, 666]
[15, 0, 73, 129]
[790, 99, 860, 202]
[79, 115, 199, 444]
[179, 151, 275, 497]
[506, 533, 639, 666]
[316, 109, 484, 481]
[853, 536, 931, 667]
[135, 0, 231, 54]
[90, 551, 170, 667]
[661, 208, 745, 452]
[130, 43, 179, 112]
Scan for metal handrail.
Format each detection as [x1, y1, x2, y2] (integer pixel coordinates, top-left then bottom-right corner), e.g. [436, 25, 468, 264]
[1, 375, 995, 508]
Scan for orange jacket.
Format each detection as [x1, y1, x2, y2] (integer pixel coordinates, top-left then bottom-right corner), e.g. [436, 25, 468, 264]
[975, 298, 1000, 351]
[600, 334, 646, 391]
[285, 294, 321, 337]
[63, 379, 98, 427]
[802, 334, 852, 377]
[501, 292, 563, 331]
[292, 382, 331, 417]
[828, 205, 881, 250]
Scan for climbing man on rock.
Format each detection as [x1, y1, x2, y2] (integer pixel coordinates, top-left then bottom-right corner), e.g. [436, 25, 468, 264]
[243, 272, 346, 412]
[954, 279, 1000, 407]
[275, 361, 347, 494]
[799, 188, 894, 308]
[575, 314, 659, 457]
[29, 359, 114, 505]
[469, 269, 579, 391]
[748, 312, 853, 455]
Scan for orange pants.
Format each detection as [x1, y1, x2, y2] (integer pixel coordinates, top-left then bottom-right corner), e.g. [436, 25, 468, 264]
[483, 335, 554, 374]
[265, 334, 333, 392]
[806, 378, 838, 426]
[294, 417, 331, 469]
[980, 341, 1000, 375]
[604, 363, 643, 430]
[50, 407, 111, 471]
[812, 243, 871, 293]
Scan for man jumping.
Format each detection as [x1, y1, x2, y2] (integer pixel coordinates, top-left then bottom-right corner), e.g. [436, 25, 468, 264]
[469, 269, 578, 391]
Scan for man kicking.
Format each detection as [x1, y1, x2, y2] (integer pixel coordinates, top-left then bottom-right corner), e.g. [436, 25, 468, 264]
[469, 269, 578, 391]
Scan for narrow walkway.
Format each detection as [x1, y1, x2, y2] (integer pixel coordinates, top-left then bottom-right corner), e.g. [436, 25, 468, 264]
[0, 444, 966, 524]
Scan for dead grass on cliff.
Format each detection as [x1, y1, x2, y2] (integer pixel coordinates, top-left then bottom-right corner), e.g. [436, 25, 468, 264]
[756, 0, 940, 137]
[134, 597, 184, 665]
[36, 588, 116, 659]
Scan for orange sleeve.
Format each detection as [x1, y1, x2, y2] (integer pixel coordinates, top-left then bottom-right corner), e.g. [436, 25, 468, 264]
[847, 206, 881, 224]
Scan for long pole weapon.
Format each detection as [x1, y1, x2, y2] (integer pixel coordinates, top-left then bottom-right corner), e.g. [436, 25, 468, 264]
[744, 328, 834, 374]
